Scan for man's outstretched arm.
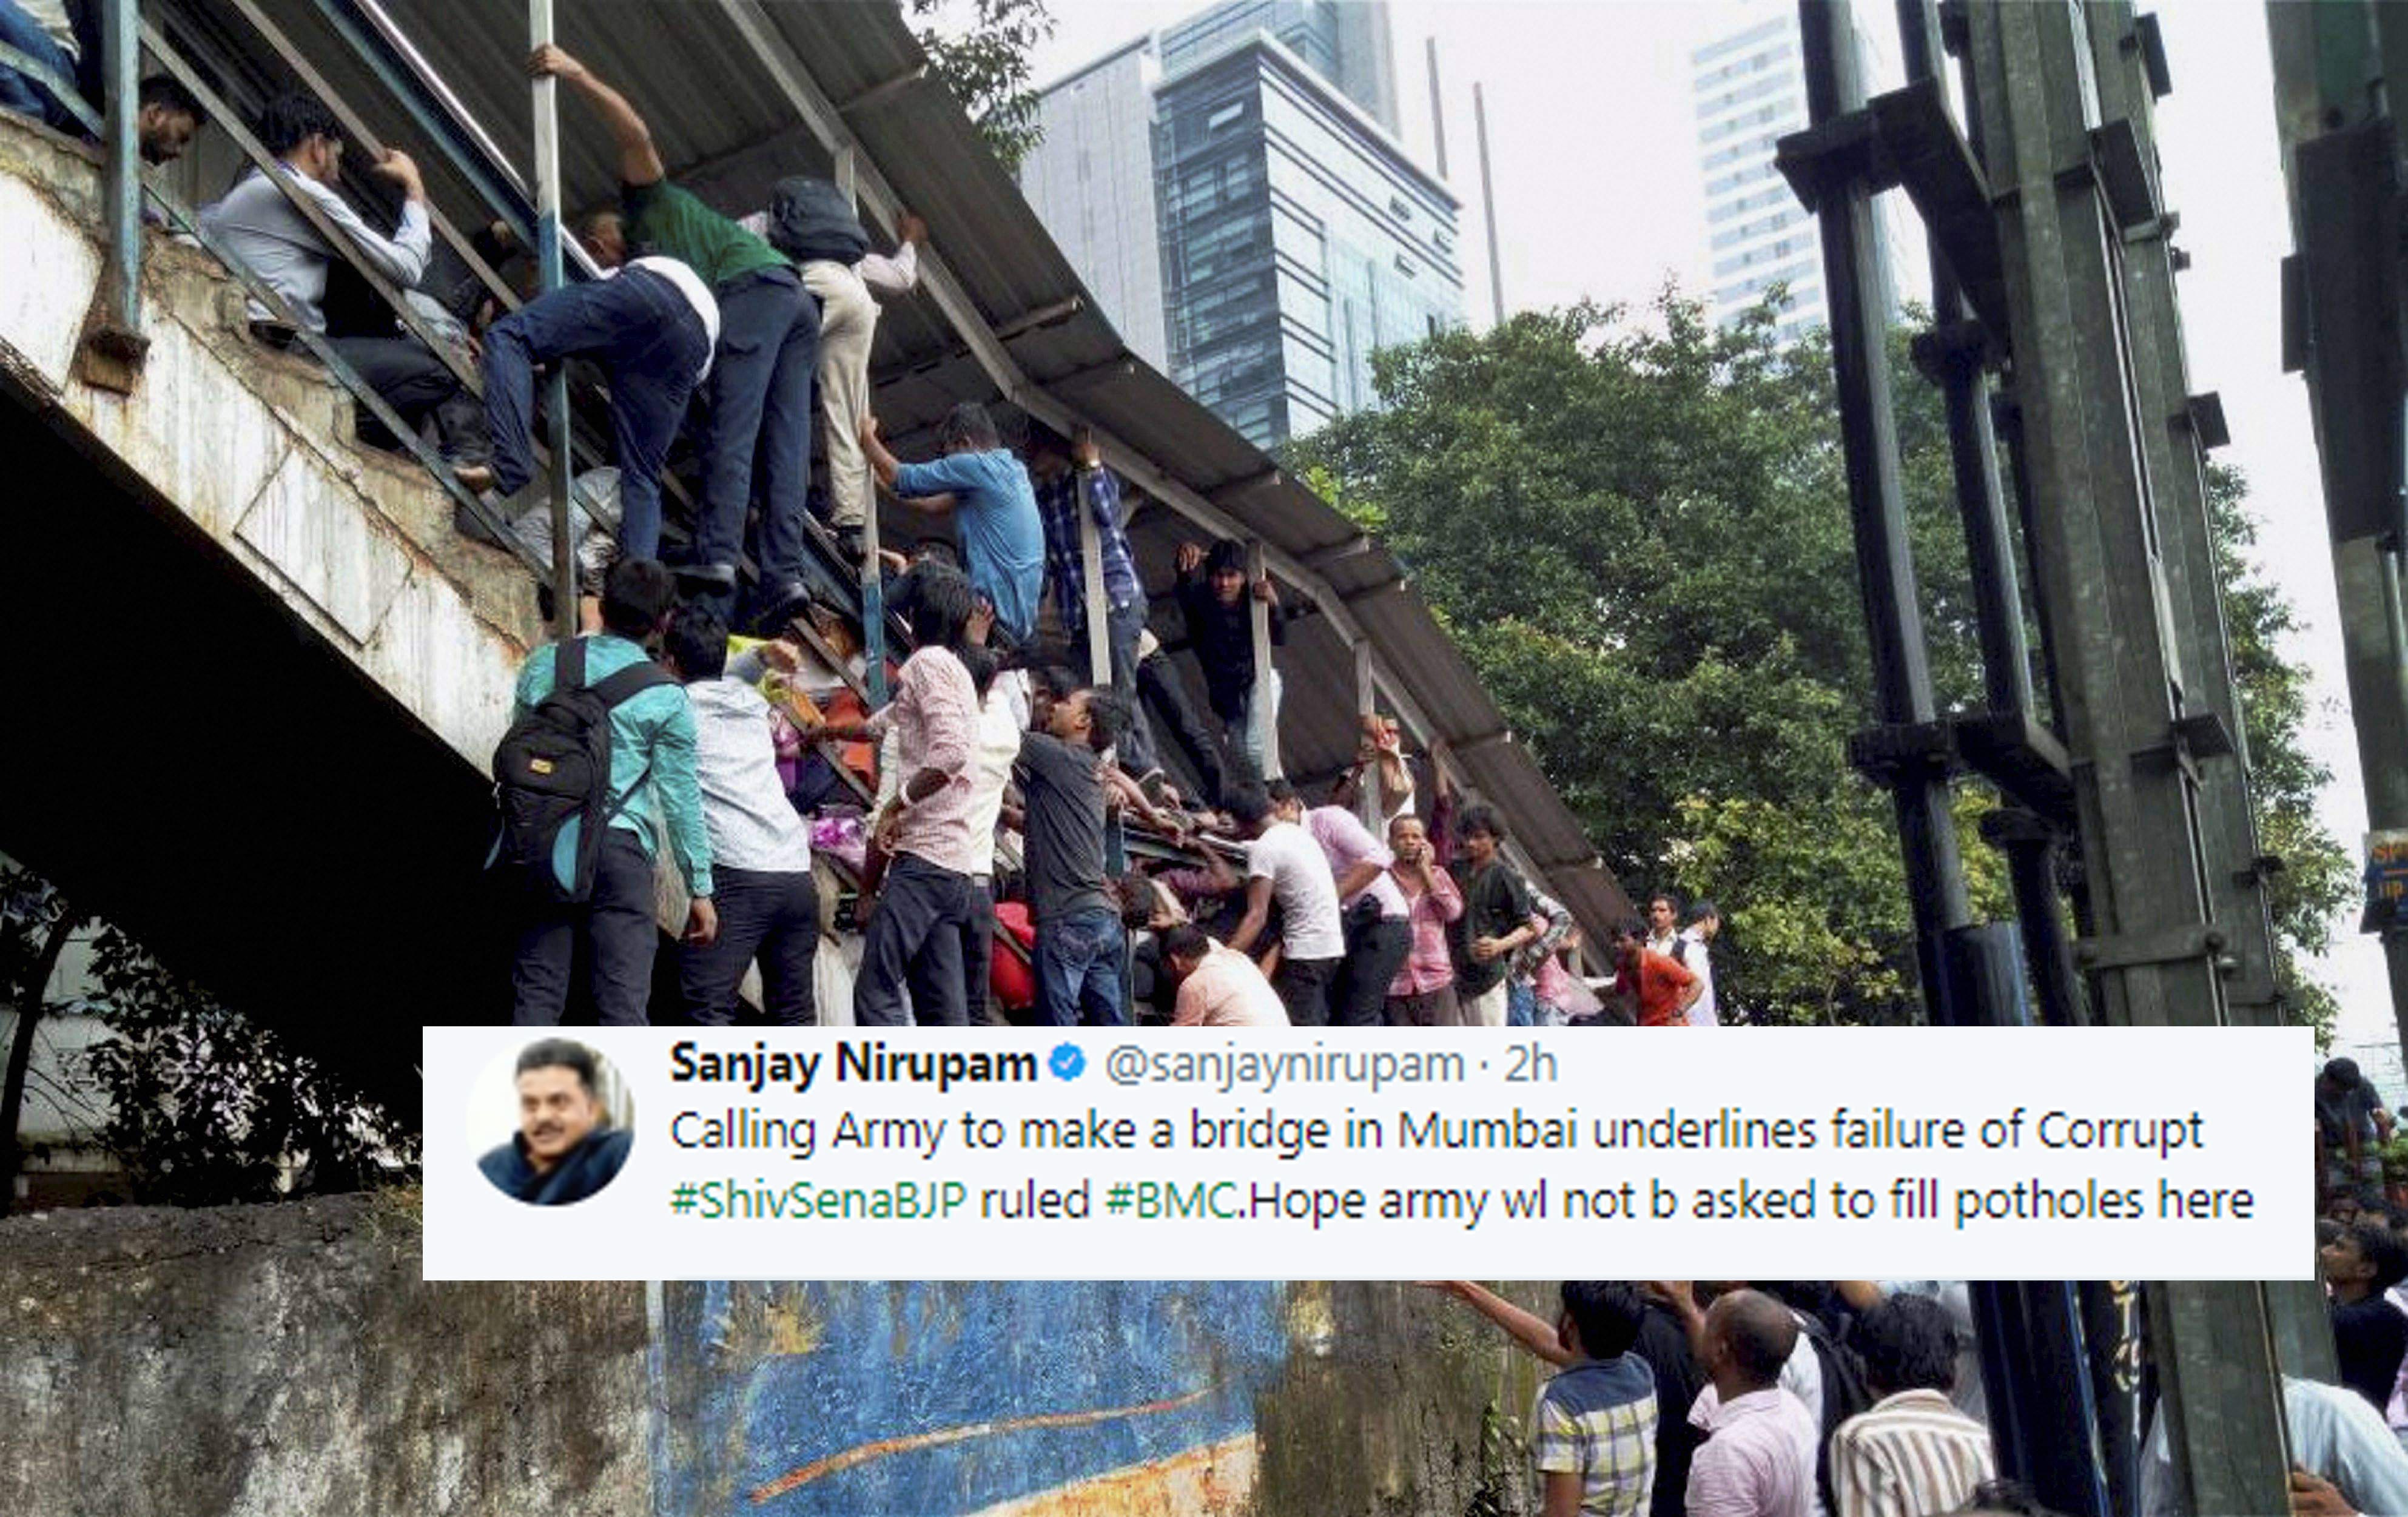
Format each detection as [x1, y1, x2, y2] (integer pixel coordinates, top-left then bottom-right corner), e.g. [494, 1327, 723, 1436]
[1418, 1280, 1573, 1367]
[528, 45, 664, 187]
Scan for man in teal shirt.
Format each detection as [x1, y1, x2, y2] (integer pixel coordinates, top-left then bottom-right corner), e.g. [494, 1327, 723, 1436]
[511, 559, 716, 1025]
[535, 44, 816, 632]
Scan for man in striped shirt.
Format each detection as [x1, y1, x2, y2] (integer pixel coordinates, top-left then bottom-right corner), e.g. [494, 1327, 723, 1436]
[1529, 1282, 1661, 1517]
[1826, 1295, 1994, 1517]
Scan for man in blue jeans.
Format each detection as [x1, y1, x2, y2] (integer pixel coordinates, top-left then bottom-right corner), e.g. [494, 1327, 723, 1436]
[460, 246, 715, 562]
[538, 44, 816, 631]
[1029, 425, 1162, 786]
[1014, 684, 1133, 1025]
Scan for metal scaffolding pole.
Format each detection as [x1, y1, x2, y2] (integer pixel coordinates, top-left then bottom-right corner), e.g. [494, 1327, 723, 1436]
[1958, 1, 2294, 1508]
[2266, 0, 2408, 1106]
[1794, 0, 1971, 1024]
[530, 0, 576, 641]
[1893, 0, 2083, 1029]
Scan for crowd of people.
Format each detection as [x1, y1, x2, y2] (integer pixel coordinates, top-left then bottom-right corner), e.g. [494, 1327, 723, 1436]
[0, 19, 1722, 1030]
[1435, 1270, 2408, 1517]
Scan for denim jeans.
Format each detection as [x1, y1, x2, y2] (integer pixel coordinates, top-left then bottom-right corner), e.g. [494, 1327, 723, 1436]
[1229, 668, 1283, 781]
[0, 2, 83, 133]
[701, 267, 818, 588]
[480, 266, 706, 562]
[1071, 594, 1160, 776]
[854, 852, 970, 1026]
[1034, 907, 1128, 1026]
[1506, 978, 1536, 1028]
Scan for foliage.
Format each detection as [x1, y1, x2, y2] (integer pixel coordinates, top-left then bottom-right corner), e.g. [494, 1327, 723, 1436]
[78, 925, 417, 1206]
[2207, 462, 2355, 1044]
[1293, 290, 2345, 1027]
[907, 0, 1056, 172]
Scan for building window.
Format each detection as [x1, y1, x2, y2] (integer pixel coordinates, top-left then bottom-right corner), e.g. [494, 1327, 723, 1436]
[1208, 102, 1245, 133]
[1394, 253, 1416, 277]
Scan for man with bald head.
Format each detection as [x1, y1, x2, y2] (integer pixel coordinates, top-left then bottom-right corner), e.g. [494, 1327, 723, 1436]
[1684, 1288, 1818, 1517]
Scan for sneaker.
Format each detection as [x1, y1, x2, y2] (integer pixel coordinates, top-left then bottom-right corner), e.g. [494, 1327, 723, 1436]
[750, 579, 814, 637]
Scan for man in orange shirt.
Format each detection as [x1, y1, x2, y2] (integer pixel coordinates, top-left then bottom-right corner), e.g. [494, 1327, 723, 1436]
[1611, 922, 1701, 1028]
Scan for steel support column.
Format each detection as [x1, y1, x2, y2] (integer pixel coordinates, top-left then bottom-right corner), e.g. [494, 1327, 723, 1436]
[1961, 2, 2293, 1508]
[2267, 0, 2408, 1103]
[1797, 0, 1971, 1023]
[91, 0, 143, 367]
[529, 0, 574, 640]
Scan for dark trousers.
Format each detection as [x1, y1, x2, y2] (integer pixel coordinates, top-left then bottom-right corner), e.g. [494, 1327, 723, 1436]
[481, 267, 705, 562]
[1333, 915, 1411, 1028]
[1137, 648, 1228, 807]
[699, 267, 818, 587]
[679, 865, 819, 1025]
[1034, 907, 1129, 1026]
[511, 827, 657, 1026]
[1071, 594, 1162, 776]
[1273, 955, 1339, 1028]
[962, 876, 995, 1023]
[854, 852, 970, 1026]
[0, 1, 81, 131]
[329, 334, 487, 464]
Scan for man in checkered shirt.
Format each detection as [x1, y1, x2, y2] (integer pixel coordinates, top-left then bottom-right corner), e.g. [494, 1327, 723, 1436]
[1530, 1282, 1662, 1517]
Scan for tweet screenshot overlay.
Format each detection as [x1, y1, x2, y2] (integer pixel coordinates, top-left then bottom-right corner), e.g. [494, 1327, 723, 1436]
[423, 1026, 2304, 1281]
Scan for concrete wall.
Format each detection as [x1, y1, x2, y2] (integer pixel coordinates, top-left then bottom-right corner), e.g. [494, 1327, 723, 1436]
[0, 1196, 1545, 1517]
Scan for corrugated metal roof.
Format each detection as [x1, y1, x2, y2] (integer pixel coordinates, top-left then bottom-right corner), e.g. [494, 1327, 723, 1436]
[192, 0, 1630, 946]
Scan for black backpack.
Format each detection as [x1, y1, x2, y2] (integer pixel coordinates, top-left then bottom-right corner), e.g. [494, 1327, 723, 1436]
[489, 638, 673, 904]
[764, 175, 870, 266]
[1797, 1313, 1876, 1508]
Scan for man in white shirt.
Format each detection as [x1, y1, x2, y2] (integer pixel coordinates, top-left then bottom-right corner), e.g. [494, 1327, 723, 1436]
[1646, 892, 1683, 960]
[1677, 900, 1721, 1027]
[2140, 1374, 2408, 1517]
[664, 607, 818, 1024]
[200, 92, 486, 468]
[458, 221, 717, 565]
[1222, 781, 1346, 1024]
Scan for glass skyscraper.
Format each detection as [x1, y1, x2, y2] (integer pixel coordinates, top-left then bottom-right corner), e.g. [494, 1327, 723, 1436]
[1021, 1, 1460, 451]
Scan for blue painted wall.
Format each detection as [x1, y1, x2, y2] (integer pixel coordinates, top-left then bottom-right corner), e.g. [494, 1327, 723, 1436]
[652, 1282, 1288, 1516]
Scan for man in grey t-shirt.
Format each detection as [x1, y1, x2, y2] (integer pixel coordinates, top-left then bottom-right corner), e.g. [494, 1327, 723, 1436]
[1014, 685, 1132, 1026]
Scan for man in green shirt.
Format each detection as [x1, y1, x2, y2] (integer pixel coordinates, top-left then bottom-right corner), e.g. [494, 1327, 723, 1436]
[534, 45, 816, 631]
[510, 559, 717, 1025]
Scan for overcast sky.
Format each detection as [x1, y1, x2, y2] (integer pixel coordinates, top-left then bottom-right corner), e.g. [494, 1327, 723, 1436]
[1028, 1, 2395, 1053]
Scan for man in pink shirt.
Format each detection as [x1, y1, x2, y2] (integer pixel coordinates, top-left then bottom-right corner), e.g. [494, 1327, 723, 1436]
[1302, 788, 1414, 1027]
[1684, 1290, 1818, 1517]
[810, 569, 980, 1024]
[1161, 924, 1290, 1026]
[1385, 813, 1465, 1026]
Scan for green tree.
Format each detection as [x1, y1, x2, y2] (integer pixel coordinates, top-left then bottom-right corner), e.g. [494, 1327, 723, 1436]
[78, 925, 417, 1205]
[907, 0, 1055, 171]
[1293, 291, 2346, 1026]
[2207, 463, 2354, 1043]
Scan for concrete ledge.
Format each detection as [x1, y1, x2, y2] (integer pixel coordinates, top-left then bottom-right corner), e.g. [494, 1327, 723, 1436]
[0, 115, 538, 776]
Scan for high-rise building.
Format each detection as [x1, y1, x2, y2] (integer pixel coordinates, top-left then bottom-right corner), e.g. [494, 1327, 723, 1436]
[1690, 6, 1903, 344]
[1020, 1, 1459, 450]
[1018, 39, 1171, 374]
[1692, 10, 1823, 343]
[1159, 0, 1399, 136]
